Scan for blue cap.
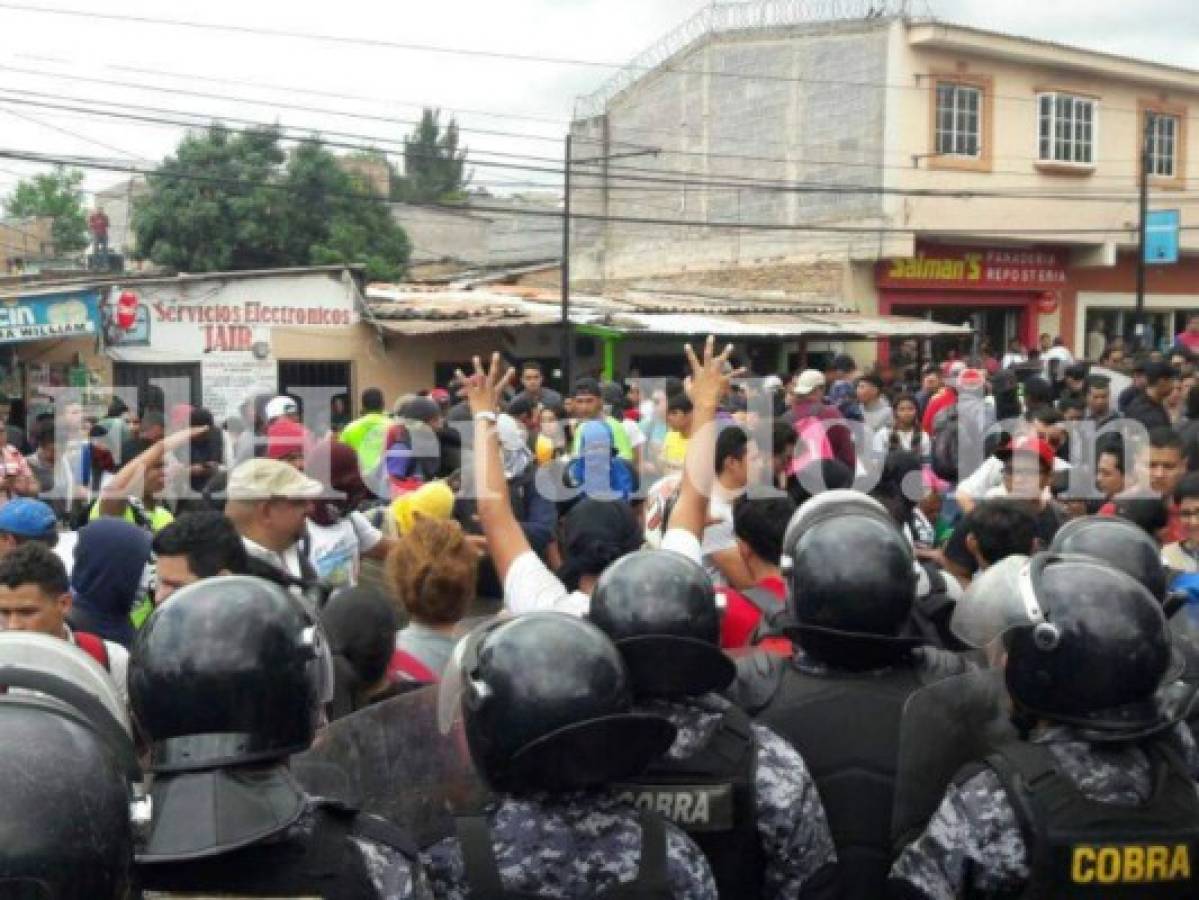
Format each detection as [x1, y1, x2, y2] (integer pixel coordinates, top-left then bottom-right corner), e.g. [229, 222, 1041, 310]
[0, 499, 58, 538]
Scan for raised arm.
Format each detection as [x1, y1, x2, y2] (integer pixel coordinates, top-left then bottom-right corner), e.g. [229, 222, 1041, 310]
[668, 337, 742, 543]
[463, 353, 530, 585]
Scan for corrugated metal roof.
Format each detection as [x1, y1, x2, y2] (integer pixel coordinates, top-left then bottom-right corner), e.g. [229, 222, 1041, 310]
[366, 284, 971, 339]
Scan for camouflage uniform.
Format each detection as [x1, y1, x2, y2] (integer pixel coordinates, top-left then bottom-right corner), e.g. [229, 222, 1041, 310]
[421, 794, 717, 899]
[889, 724, 1199, 899]
[636, 693, 838, 899]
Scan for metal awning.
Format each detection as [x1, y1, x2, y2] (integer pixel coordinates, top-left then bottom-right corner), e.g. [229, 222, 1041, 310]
[571, 311, 972, 340]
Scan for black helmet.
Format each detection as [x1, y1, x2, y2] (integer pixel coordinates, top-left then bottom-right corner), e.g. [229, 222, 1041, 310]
[0, 695, 134, 899]
[1049, 515, 1169, 601]
[130, 576, 332, 772]
[590, 550, 735, 696]
[780, 490, 891, 575]
[786, 498, 919, 647]
[1004, 554, 1182, 741]
[456, 613, 676, 794]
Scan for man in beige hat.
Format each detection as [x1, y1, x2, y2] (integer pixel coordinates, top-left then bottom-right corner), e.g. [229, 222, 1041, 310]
[224, 458, 323, 583]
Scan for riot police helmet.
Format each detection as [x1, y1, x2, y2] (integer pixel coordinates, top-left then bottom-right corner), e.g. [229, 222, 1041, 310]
[962, 553, 1183, 740]
[0, 693, 134, 899]
[130, 575, 334, 773]
[453, 613, 676, 794]
[590, 549, 735, 696]
[779, 489, 889, 575]
[785, 498, 920, 653]
[0, 631, 140, 785]
[1049, 515, 1169, 602]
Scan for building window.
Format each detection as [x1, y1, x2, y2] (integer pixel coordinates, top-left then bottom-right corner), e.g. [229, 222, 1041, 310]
[935, 82, 982, 157]
[1146, 113, 1179, 178]
[1038, 93, 1096, 165]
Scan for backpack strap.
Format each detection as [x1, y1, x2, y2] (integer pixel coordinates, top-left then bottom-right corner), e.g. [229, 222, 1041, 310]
[389, 648, 438, 685]
[604, 812, 671, 899]
[983, 742, 1067, 895]
[739, 586, 782, 618]
[456, 815, 508, 899]
[73, 631, 110, 671]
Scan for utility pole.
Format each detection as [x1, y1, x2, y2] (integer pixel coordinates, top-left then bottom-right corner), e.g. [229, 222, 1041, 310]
[1134, 112, 1154, 350]
[559, 138, 659, 392]
[560, 133, 573, 392]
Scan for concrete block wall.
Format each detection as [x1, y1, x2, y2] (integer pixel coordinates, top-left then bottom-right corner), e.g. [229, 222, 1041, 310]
[570, 18, 892, 284]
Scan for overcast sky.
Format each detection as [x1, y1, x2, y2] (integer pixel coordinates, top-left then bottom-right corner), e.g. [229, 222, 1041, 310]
[0, 0, 1196, 203]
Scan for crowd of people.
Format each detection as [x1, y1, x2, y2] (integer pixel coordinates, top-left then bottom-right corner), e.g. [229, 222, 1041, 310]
[2, 320, 1199, 897]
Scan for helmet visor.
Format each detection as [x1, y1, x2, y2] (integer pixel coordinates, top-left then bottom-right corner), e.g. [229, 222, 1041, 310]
[950, 554, 1043, 650]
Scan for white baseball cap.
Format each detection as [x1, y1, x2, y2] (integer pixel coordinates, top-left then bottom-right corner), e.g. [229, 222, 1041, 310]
[264, 396, 298, 421]
[227, 458, 323, 501]
[791, 370, 826, 396]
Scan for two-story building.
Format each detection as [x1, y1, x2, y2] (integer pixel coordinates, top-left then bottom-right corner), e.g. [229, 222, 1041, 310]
[571, 1, 1199, 361]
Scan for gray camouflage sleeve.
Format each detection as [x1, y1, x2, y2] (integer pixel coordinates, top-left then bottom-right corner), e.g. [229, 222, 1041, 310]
[750, 724, 838, 899]
[664, 823, 720, 899]
[351, 835, 435, 899]
[888, 770, 1029, 900]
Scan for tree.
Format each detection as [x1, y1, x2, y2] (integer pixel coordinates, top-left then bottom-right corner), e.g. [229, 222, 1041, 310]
[392, 109, 471, 204]
[133, 126, 410, 280]
[283, 140, 410, 281]
[4, 166, 88, 254]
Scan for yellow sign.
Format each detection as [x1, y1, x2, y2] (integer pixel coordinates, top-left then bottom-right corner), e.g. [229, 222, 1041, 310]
[1071, 844, 1191, 884]
[886, 253, 983, 283]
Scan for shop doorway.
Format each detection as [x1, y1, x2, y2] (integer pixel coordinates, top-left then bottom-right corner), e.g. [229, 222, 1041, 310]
[277, 360, 351, 433]
[113, 362, 202, 415]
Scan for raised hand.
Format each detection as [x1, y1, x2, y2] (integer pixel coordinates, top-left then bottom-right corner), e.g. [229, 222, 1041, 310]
[684, 335, 744, 411]
[457, 353, 514, 416]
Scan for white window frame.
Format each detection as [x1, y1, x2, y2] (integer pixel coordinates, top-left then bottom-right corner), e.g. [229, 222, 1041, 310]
[935, 82, 983, 158]
[1037, 92, 1098, 166]
[1146, 112, 1179, 178]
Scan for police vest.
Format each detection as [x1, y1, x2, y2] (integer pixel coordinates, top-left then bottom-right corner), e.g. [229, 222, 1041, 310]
[611, 705, 765, 899]
[753, 664, 932, 900]
[456, 810, 672, 899]
[985, 739, 1199, 899]
[137, 799, 417, 900]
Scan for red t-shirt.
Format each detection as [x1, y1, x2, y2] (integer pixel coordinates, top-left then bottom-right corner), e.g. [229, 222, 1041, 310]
[1098, 499, 1184, 544]
[1176, 331, 1199, 353]
[719, 575, 787, 649]
[922, 388, 957, 434]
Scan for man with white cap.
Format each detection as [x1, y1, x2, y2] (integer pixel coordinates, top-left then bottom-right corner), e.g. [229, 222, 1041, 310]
[264, 395, 300, 425]
[224, 457, 323, 583]
[787, 369, 856, 472]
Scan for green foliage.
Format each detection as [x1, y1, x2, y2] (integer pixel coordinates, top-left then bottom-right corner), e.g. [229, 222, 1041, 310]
[133, 126, 410, 279]
[4, 165, 88, 254]
[392, 109, 471, 204]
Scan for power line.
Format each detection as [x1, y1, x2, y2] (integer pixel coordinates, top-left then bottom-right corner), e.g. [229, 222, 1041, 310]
[0, 104, 145, 160]
[0, 90, 1189, 204]
[0, 56, 1191, 175]
[0, 145, 1166, 238]
[15, 51, 570, 129]
[0, 1, 1192, 123]
[2, 54, 1173, 186]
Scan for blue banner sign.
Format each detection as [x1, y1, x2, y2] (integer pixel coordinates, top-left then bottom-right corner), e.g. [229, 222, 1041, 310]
[0, 290, 101, 343]
[1145, 209, 1180, 265]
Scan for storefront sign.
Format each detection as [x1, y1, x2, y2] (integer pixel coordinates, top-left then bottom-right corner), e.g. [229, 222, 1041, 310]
[0, 290, 101, 344]
[106, 278, 354, 359]
[105, 275, 359, 422]
[877, 246, 1068, 291]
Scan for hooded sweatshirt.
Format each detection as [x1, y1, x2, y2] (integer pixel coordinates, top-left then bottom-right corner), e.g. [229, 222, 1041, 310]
[68, 518, 152, 648]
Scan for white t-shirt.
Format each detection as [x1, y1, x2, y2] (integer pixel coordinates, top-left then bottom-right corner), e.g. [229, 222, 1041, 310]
[873, 428, 932, 459]
[242, 536, 303, 581]
[66, 625, 130, 711]
[1042, 346, 1074, 378]
[700, 493, 737, 587]
[622, 419, 647, 451]
[956, 454, 1070, 501]
[306, 511, 383, 589]
[503, 528, 702, 617]
[53, 530, 77, 576]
